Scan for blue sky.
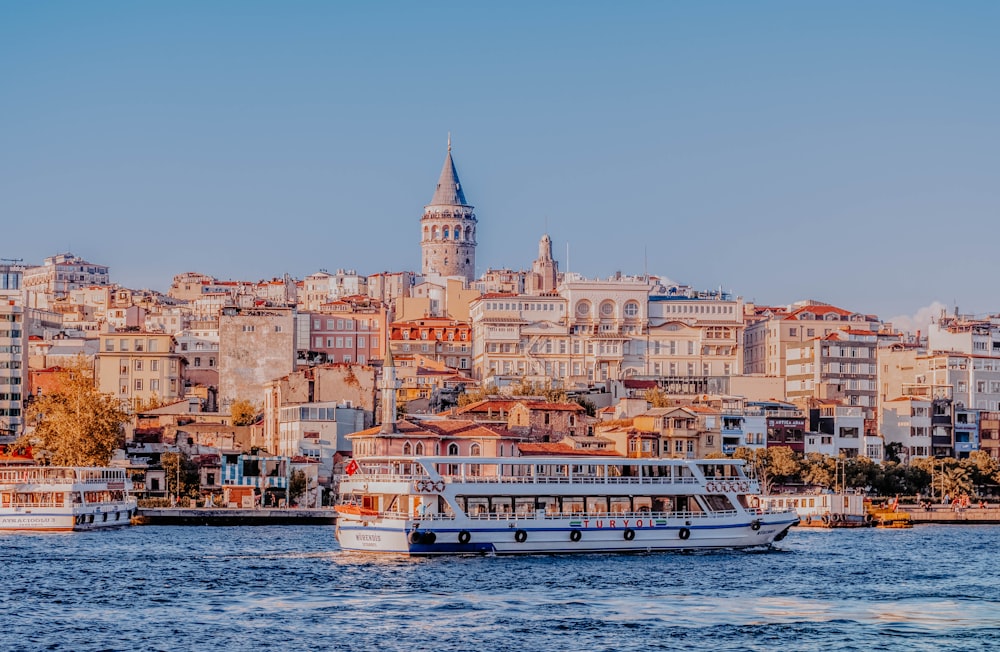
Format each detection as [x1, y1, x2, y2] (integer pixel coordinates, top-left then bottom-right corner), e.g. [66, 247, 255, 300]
[2, 2, 997, 326]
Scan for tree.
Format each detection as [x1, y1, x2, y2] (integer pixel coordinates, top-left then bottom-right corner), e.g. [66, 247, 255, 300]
[288, 469, 308, 506]
[230, 399, 259, 426]
[644, 387, 672, 408]
[961, 451, 1000, 490]
[799, 453, 836, 489]
[161, 451, 201, 499]
[457, 383, 499, 407]
[734, 446, 800, 495]
[18, 357, 128, 466]
[574, 397, 597, 417]
[884, 442, 904, 464]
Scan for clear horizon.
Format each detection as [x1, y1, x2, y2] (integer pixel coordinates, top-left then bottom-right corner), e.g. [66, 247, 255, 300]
[3, 2, 997, 332]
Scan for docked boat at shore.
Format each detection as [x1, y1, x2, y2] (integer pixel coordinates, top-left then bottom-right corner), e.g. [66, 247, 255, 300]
[0, 466, 137, 531]
[335, 456, 800, 555]
[756, 492, 872, 528]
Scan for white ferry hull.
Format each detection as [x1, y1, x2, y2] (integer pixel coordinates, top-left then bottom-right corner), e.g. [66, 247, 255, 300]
[337, 514, 798, 555]
[0, 504, 137, 532]
[1, 466, 137, 532]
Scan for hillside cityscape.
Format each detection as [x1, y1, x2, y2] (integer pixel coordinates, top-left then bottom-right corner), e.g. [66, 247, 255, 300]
[2, 144, 998, 505]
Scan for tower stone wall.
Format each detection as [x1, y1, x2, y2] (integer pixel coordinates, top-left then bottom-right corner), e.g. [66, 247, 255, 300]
[420, 139, 477, 284]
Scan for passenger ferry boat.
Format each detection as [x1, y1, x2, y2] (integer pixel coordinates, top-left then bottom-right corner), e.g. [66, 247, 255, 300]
[0, 466, 137, 531]
[335, 456, 800, 555]
[756, 492, 872, 528]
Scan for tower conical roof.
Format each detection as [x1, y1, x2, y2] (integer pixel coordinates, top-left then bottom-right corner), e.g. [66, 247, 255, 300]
[428, 137, 469, 207]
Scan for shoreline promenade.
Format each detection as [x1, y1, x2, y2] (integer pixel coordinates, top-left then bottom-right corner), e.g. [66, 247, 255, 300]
[134, 507, 337, 526]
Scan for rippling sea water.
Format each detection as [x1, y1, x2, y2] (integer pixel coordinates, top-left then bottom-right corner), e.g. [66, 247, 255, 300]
[1, 524, 998, 652]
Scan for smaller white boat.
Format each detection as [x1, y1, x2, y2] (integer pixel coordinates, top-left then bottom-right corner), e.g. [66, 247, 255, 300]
[0, 466, 137, 532]
[756, 492, 871, 528]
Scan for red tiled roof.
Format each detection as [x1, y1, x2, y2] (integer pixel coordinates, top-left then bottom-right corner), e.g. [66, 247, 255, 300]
[455, 399, 518, 414]
[516, 443, 619, 456]
[521, 401, 585, 412]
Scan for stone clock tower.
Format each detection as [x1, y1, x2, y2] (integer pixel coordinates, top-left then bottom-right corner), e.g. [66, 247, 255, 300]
[420, 137, 477, 284]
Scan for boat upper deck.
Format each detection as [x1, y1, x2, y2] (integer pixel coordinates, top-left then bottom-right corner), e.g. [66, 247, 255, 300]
[0, 466, 130, 487]
[342, 456, 756, 488]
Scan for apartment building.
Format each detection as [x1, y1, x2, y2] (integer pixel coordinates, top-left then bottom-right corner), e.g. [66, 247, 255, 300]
[97, 331, 185, 411]
[22, 253, 110, 299]
[0, 265, 26, 438]
[786, 329, 879, 417]
[744, 301, 881, 377]
[302, 296, 387, 366]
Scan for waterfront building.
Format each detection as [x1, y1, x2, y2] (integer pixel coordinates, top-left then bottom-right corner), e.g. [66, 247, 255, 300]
[275, 400, 368, 483]
[262, 364, 376, 457]
[0, 264, 26, 439]
[420, 138, 477, 285]
[881, 395, 934, 462]
[96, 331, 186, 411]
[803, 404, 877, 460]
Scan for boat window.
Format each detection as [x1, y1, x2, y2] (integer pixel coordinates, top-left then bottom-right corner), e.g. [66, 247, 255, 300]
[560, 497, 585, 514]
[587, 496, 609, 514]
[455, 496, 468, 513]
[438, 497, 454, 517]
[514, 497, 535, 514]
[491, 497, 514, 515]
[652, 497, 673, 513]
[466, 497, 488, 516]
[535, 496, 558, 515]
[703, 495, 734, 512]
[633, 496, 653, 512]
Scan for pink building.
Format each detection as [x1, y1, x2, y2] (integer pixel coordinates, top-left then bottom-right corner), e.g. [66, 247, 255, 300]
[304, 296, 388, 365]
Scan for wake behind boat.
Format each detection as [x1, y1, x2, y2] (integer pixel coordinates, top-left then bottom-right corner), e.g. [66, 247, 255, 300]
[335, 455, 799, 555]
[0, 466, 137, 531]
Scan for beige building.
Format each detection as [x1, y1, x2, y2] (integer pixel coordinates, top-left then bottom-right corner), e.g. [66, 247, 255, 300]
[97, 332, 185, 411]
[470, 274, 744, 393]
[22, 252, 110, 299]
[631, 406, 723, 459]
[218, 306, 297, 410]
[743, 301, 881, 377]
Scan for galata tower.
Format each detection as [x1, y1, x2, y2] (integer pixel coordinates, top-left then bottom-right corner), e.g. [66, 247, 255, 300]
[420, 136, 477, 284]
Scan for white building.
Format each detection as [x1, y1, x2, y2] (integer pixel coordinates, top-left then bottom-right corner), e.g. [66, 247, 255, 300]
[276, 401, 368, 483]
[0, 265, 26, 438]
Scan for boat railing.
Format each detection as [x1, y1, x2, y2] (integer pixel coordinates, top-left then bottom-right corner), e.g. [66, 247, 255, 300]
[4, 497, 70, 508]
[396, 509, 742, 522]
[0, 467, 129, 485]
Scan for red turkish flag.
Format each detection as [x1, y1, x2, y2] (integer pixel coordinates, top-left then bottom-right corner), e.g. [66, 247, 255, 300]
[345, 459, 359, 476]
